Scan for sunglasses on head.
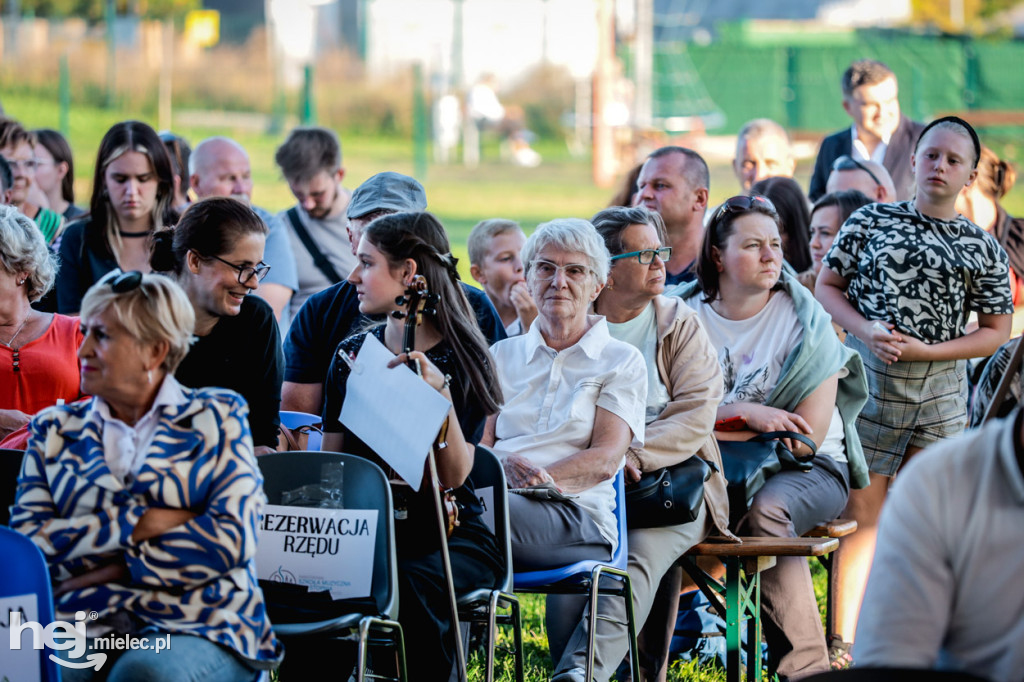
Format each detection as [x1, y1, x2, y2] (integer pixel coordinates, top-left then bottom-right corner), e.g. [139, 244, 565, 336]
[99, 269, 144, 293]
[832, 155, 882, 188]
[715, 194, 777, 221]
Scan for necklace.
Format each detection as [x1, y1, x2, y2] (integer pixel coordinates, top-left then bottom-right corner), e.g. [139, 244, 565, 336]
[118, 230, 151, 238]
[0, 314, 29, 373]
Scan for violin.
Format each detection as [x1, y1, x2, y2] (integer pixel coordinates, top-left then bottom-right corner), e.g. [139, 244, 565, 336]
[393, 275, 459, 536]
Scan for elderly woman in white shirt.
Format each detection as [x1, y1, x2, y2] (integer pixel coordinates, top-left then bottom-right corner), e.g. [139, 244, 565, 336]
[482, 218, 647, 682]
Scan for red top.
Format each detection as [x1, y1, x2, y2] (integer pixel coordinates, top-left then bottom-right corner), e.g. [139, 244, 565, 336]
[1, 313, 83, 415]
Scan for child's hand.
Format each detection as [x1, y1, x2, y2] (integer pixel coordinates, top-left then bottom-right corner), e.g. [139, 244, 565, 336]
[510, 281, 538, 331]
[862, 320, 903, 364]
[892, 335, 932, 362]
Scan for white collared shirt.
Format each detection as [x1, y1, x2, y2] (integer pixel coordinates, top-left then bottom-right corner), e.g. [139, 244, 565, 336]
[490, 315, 647, 547]
[850, 125, 889, 165]
[90, 375, 189, 486]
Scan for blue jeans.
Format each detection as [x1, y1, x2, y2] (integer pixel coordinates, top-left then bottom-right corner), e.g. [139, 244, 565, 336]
[57, 630, 258, 682]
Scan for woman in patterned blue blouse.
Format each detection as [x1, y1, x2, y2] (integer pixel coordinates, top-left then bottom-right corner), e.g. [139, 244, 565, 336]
[11, 272, 282, 681]
[816, 116, 1013, 665]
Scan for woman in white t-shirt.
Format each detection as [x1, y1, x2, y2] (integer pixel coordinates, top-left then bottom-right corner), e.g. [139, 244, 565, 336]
[671, 195, 869, 680]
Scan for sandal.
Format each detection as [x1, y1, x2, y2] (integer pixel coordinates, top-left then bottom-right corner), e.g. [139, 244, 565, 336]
[828, 635, 854, 670]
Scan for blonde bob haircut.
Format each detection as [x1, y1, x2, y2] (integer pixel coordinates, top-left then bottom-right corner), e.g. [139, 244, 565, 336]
[80, 272, 195, 373]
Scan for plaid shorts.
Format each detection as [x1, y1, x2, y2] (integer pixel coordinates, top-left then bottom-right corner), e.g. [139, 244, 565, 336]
[846, 335, 968, 477]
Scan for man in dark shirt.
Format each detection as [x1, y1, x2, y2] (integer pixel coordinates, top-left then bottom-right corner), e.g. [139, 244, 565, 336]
[281, 171, 506, 415]
[635, 146, 711, 286]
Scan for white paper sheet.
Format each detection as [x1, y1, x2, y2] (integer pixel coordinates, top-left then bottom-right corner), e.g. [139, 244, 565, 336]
[338, 333, 452, 491]
[256, 506, 379, 600]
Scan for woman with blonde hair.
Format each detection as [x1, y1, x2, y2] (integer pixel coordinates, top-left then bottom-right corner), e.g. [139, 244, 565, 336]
[0, 205, 82, 443]
[12, 271, 282, 680]
[56, 120, 176, 313]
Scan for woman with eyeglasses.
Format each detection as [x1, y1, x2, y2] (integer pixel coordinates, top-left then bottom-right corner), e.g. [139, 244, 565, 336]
[32, 128, 87, 222]
[11, 271, 283, 679]
[482, 218, 647, 682]
[672, 195, 869, 679]
[150, 197, 283, 454]
[816, 117, 1012, 668]
[57, 120, 177, 314]
[557, 205, 731, 681]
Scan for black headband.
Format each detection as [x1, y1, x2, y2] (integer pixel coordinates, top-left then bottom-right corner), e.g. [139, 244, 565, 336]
[915, 115, 981, 168]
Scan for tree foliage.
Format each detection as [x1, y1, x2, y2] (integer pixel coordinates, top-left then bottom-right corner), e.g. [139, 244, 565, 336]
[911, 0, 1022, 32]
[19, 0, 200, 21]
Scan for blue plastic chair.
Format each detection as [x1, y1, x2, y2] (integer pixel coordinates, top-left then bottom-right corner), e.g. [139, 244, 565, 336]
[279, 410, 323, 451]
[513, 470, 640, 681]
[0, 525, 62, 681]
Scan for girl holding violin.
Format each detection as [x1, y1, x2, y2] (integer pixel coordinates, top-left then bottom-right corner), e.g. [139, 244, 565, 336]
[319, 211, 504, 681]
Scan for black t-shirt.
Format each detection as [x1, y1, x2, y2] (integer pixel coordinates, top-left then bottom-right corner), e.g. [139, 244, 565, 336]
[322, 325, 489, 557]
[175, 295, 284, 447]
[283, 280, 507, 387]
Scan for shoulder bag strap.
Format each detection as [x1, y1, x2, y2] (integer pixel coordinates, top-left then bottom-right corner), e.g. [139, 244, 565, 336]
[285, 207, 343, 285]
[751, 430, 818, 462]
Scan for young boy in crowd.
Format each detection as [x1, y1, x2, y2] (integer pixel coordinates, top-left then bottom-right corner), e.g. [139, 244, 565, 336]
[468, 218, 537, 336]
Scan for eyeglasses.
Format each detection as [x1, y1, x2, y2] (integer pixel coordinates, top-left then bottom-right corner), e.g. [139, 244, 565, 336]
[715, 194, 777, 221]
[832, 155, 882, 188]
[530, 259, 592, 282]
[201, 252, 271, 284]
[610, 247, 672, 265]
[4, 158, 37, 172]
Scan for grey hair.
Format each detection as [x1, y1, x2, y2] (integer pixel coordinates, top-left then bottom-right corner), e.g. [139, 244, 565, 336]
[0, 205, 57, 302]
[590, 205, 667, 256]
[522, 218, 610, 285]
[737, 118, 791, 147]
[467, 218, 523, 265]
[80, 273, 196, 373]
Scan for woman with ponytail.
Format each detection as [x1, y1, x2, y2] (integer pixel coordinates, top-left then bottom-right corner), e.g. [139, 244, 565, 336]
[150, 196, 283, 453]
[318, 211, 504, 682]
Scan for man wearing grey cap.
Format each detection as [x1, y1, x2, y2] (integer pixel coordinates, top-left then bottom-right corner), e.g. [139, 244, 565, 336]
[281, 171, 506, 415]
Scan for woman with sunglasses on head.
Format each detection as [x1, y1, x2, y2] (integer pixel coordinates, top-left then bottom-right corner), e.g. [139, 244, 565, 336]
[150, 197, 283, 455]
[316, 211, 504, 682]
[57, 120, 176, 314]
[569, 205, 732, 682]
[11, 271, 283, 680]
[672, 195, 869, 679]
[816, 117, 1012, 668]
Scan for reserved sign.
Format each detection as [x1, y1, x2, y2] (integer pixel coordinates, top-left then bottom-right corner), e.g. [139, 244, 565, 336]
[256, 505, 378, 600]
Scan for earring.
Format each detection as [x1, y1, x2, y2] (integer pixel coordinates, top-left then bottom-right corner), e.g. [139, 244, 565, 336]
[147, 370, 153, 384]
[17, 279, 26, 286]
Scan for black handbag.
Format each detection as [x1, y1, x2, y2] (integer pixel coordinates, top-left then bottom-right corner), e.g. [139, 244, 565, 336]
[625, 456, 714, 529]
[718, 430, 817, 526]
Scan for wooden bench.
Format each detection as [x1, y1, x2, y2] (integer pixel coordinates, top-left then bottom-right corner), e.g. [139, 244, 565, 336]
[805, 519, 858, 637]
[682, 536, 839, 682]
